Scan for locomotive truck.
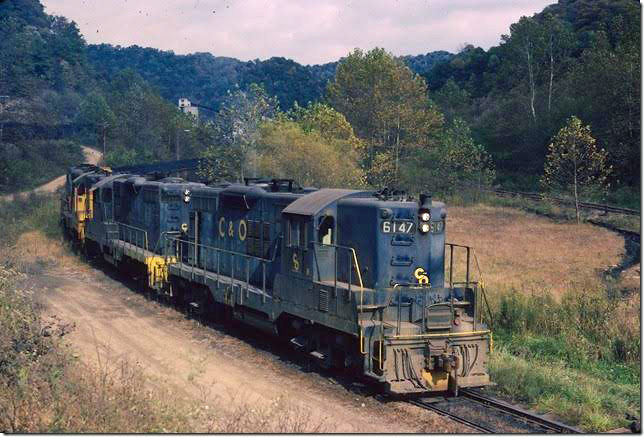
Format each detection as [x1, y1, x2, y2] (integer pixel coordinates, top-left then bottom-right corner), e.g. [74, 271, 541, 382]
[61, 163, 492, 395]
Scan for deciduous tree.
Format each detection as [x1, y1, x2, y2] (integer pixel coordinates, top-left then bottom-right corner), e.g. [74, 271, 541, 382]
[77, 92, 116, 157]
[405, 118, 495, 195]
[540, 116, 611, 223]
[289, 102, 363, 154]
[256, 120, 365, 188]
[199, 84, 278, 182]
[326, 48, 443, 187]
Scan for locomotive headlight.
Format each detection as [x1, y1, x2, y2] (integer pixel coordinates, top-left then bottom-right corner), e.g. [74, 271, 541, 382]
[420, 223, 431, 233]
[420, 212, 430, 222]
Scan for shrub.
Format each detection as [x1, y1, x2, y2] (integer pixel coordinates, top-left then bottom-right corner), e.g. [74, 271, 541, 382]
[492, 283, 640, 367]
[0, 140, 83, 194]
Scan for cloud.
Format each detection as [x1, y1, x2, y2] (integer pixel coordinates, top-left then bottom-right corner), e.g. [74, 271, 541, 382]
[41, 0, 554, 64]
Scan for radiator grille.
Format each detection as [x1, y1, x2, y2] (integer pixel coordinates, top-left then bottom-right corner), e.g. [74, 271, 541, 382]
[318, 289, 329, 312]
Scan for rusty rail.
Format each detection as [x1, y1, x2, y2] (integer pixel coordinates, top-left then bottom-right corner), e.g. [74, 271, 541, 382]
[491, 189, 639, 216]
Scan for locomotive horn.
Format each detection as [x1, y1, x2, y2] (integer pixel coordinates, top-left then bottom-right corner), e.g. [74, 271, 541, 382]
[419, 193, 432, 208]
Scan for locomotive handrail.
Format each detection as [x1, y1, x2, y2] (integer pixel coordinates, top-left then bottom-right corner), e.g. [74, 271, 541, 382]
[164, 235, 280, 263]
[113, 222, 149, 252]
[472, 252, 494, 332]
[161, 234, 279, 298]
[311, 241, 363, 292]
[394, 283, 402, 335]
[107, 222, 150, 259]
[445, 242, 494, 332]
[311, 241, 365, 353]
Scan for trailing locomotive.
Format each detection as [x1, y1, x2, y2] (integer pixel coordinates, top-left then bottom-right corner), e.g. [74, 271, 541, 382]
[61, 163, 492, 395]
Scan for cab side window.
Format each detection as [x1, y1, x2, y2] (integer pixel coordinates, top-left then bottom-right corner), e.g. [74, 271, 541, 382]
[318, 216, 334, 245]
[287, 219, 307, 249]
[288, 220, 299, 247]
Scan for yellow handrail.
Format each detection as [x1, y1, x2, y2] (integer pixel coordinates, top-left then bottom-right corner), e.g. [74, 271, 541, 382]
[349, 247, 367, 355]
[388, 329, 491, 340]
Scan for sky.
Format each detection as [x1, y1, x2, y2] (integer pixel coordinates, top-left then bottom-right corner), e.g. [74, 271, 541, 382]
[41, 0, 555, 65]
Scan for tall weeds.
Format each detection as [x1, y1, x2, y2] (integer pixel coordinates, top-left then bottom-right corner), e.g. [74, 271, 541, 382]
[487, 282, 640, 431]
[492, 284, 640, 369]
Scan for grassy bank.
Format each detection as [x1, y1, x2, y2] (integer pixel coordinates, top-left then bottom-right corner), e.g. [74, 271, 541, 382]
[0, 264, 186, 432]
[485, 281, 640, 431]
[444, 199, 640, 431]
[0, 263, 324, 432]
[490, 347, 638, 431]
[0, 193, 61, 243]
[447, 188, 641, 234]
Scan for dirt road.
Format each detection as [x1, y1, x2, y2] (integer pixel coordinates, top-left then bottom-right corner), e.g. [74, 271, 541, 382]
[24, 249, 461, 433]
[1, 146, 102, 201]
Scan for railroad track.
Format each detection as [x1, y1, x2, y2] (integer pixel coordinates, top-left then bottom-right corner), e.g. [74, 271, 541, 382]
[491, 189, 640, 216]
[409, 389, 581, 433]
[409, 397, 496, 433]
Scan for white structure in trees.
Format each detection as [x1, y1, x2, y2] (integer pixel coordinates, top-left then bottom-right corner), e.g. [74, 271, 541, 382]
[178, 98, 199, 117]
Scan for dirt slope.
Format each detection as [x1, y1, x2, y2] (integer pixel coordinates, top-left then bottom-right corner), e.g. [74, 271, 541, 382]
[1, 146, 102, 202]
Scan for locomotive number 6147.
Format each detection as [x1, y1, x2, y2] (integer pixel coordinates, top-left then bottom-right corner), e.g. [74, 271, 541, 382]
[381, 220, 415, 234]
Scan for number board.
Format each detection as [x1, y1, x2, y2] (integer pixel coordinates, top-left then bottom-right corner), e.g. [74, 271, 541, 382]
[430, 220, 444, 233]
[381, 220, 415, 234]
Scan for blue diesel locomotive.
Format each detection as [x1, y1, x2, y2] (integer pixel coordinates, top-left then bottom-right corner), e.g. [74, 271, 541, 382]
[61, 164, 491, 395]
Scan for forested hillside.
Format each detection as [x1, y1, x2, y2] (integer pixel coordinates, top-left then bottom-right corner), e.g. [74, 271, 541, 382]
[0, 0, 199, 192]
[86, 45, 451, 111]
[0, 0, 86, 191]
[0, 0, 639, 203]
[425, 0, 640, 189]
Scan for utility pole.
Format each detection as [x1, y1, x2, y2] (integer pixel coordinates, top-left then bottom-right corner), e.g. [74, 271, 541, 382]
[0, 95, 9, 144]
[101, 121, 108, 158]
[175, 128, 190, 160]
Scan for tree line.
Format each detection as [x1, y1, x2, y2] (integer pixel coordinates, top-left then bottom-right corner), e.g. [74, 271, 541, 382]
[426, 0, 640, 191]
[198, 48, 495, 195]
[0, 0, 639, 207]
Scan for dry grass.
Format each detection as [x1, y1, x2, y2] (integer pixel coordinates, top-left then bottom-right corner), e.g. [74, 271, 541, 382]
[446, 204, 624, 296]
[7, 231, 77, 269]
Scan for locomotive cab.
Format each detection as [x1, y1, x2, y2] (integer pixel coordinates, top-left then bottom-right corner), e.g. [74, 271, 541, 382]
[278, 188, 491, 395]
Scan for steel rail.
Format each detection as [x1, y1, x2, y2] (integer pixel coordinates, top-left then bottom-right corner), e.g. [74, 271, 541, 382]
[491, 189, 640, 216]
[461, 389, 582, 433]
[409, 391, 582, 433]
[408, 398, 495, 433]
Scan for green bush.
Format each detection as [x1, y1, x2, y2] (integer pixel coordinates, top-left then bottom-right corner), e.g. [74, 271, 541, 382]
[0, 140, 83, 194]
[0, 193, 60, 245]
[601, 186, 641, 211]
[492, 285, 639, 368]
